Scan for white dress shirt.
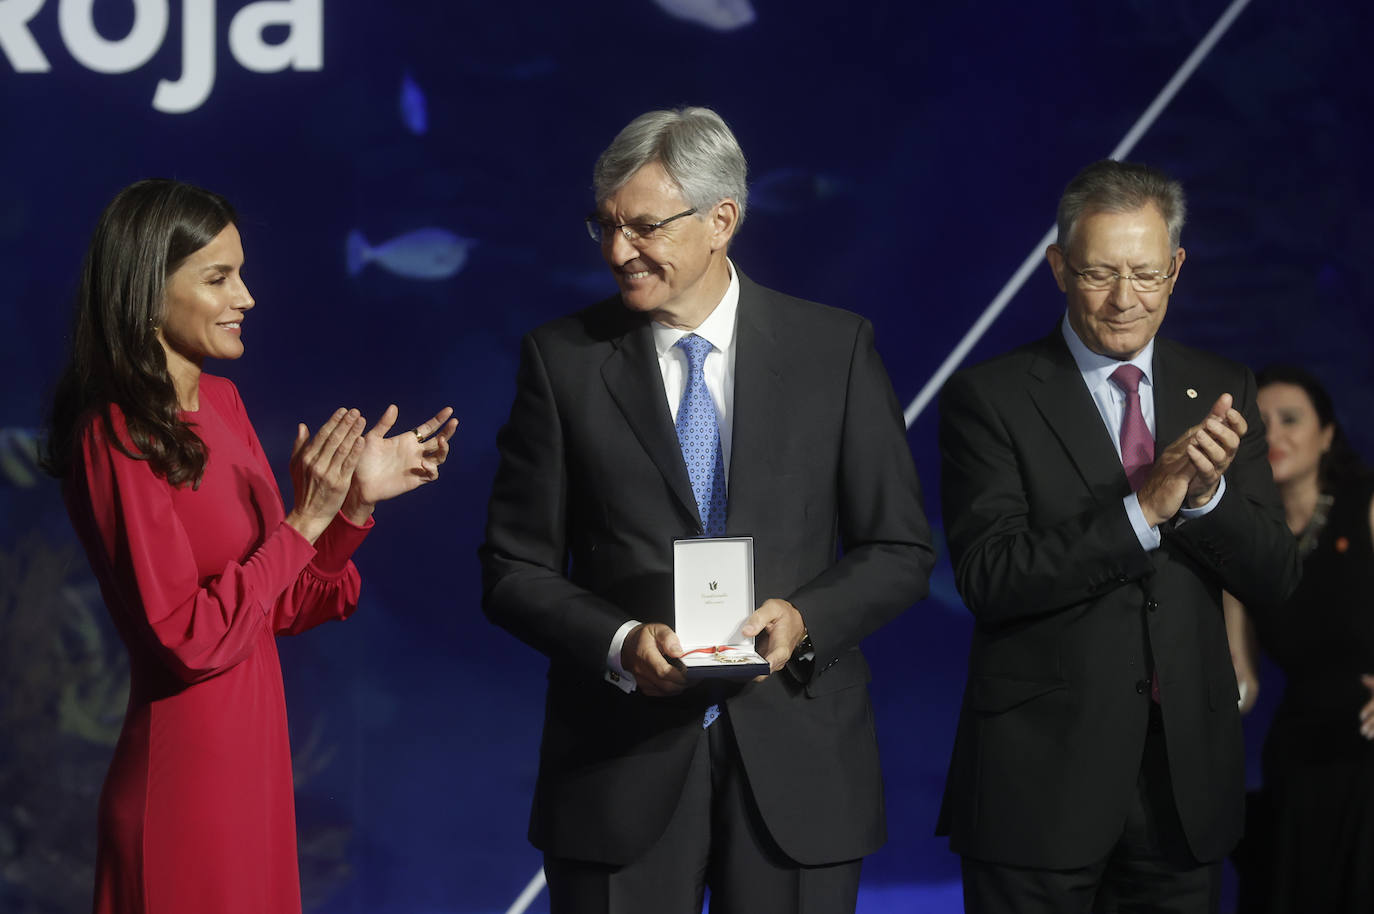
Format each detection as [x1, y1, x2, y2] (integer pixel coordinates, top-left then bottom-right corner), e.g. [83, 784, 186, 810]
[1061, 315, 1224, 553]
[650, 266, 739, 476]
[606, 262, 741, 692]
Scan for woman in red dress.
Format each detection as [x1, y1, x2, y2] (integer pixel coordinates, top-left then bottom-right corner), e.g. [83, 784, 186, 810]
[43, 179, 457, 914]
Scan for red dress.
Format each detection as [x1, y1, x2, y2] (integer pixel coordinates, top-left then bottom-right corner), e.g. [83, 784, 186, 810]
[63, 375, 371, 914]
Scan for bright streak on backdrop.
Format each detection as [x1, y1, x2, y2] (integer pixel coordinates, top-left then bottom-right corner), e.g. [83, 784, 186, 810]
[902, 0, 1253, 429]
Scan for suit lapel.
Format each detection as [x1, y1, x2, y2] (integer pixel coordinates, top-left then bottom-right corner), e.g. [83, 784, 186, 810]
[1150, 340, 1200, 449]
[724, 275, 786, 536]
[600, 315, 702, 527]
[1026, 332, 1131, 500]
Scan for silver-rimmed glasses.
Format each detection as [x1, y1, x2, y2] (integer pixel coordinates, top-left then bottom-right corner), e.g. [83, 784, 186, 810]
[1065, 254, 1179, 292]
[585, 208, 698, 244]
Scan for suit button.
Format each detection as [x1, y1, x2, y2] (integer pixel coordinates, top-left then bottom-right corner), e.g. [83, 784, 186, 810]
[1145, 600, 1159, 613]
[1135, 679, 1149, 694]
[1116, 573, 1129, 583]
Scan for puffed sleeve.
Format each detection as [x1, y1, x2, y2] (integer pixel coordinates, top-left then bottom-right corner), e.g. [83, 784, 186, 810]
[271, 510, 370, 636]
[66, 402, 365, 681]
[212, 379, 372, 637]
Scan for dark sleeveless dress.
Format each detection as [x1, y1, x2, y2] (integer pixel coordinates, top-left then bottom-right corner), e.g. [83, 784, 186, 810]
[1240, 476, 1374, 913]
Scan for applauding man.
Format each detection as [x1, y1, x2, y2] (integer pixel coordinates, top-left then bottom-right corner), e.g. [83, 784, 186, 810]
[936, 160, 1300, 913]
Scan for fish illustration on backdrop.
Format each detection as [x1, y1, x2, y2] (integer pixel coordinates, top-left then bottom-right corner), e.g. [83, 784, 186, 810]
[749, 168, 846, 214]
[346, 228, 474, 281]
[651, 0, 756, 31]
[399, 71, 428, 136]
[0, 427, 42, 488]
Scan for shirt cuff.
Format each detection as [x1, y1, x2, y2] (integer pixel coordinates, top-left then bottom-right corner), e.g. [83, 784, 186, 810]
[310, 510, 376, 576]
[605, 620, 640, 694]
[1177, 475, 1227, 523]
[1124, 494, 1162, 551]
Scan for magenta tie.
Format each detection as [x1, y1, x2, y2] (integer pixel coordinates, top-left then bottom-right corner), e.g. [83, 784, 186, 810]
[1110, 364, 1154, 492]
[1109, 364, 1163, 703]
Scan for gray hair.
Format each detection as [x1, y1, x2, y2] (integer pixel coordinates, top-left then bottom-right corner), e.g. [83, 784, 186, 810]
[593, 106, 749, 235]
[1056, 159, 1187, 251]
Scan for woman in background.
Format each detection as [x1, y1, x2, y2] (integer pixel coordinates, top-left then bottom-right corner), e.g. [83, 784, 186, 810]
[1232, 364, 1374, 913]
[44, 179, 457, 914]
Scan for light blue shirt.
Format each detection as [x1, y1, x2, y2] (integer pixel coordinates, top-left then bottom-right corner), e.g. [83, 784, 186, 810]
[1060, 316, 1225, 552]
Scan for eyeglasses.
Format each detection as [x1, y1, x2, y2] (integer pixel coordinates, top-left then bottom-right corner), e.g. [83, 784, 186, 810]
[1065, 254, 1178, 292]
[585, 208, 698, 245]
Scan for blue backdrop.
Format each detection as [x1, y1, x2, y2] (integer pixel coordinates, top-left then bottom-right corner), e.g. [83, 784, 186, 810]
[3, 1, 1373, 911]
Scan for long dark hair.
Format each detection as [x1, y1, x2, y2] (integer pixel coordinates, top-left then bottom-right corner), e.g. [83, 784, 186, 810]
[44, 179, 237, 488]
[1256, 363, 1366, 492]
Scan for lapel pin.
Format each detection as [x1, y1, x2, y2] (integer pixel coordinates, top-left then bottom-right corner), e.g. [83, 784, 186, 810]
[1186, 388, 1198, 399]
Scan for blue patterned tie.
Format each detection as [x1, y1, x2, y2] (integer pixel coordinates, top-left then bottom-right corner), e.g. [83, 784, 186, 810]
[674, 334, 727, 728]
[674, 334, 728, 537]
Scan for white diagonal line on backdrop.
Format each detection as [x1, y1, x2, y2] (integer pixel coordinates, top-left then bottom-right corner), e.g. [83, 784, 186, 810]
[902, 0, 1254, 428]
[504, 866, 546, 914]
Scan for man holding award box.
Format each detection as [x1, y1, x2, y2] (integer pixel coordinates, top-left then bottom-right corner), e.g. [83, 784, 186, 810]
[480, 106, 934, 913]
[673, 536, 770, 680]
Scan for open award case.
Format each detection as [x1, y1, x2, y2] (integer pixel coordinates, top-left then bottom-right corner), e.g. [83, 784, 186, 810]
[672, 536, 770, 679]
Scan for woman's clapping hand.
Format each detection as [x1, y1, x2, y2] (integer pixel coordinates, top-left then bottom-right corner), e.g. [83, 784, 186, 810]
[343, 405, 458, 522]
[284, 408, 366, 543]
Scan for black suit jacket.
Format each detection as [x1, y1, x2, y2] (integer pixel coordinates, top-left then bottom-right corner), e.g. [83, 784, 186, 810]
[935, 329, 1299, 869]
[479, 270, 934, 867]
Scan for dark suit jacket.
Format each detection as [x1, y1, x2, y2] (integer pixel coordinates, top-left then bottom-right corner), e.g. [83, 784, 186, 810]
[935, 329, 1299, 869]
[480, 269, 934, 867]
